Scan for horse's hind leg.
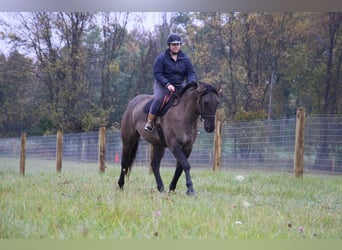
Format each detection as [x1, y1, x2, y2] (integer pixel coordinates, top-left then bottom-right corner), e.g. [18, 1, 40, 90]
[151, 145, 165, 192]
[118, 169, 126, 190]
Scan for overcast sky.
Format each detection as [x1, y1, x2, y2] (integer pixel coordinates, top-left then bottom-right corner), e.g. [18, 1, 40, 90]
[127, 12, 173, 32]
[0, 12, 174, 56]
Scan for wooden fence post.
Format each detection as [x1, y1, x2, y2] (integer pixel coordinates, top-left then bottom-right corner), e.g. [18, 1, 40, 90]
[20, 132, 26, 175]
[56, 129, 63, 173]
[294, 107, 305, 179]
[98, 127, 106, 173]
[213, 109, 223, 171]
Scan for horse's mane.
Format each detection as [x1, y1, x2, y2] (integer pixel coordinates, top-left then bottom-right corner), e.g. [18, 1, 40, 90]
[177, 81, 197, 96]
[178, 81, 217, 97]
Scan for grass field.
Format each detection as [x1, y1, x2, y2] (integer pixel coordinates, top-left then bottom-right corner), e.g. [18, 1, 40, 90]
[0, 167, 341, 239]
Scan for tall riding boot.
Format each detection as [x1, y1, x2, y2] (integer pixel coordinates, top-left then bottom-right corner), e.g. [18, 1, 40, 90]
[144, 113, 156, 132]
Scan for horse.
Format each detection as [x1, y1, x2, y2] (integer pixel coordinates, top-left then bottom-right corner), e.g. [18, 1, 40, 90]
[117, 81, 220, 195]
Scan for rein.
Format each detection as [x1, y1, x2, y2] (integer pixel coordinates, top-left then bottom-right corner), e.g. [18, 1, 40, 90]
[170, 82, 218, 121]
[171, 92, 181, 106]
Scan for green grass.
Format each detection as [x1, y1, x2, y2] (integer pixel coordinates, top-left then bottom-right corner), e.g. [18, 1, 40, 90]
[0, 167, 341, 239]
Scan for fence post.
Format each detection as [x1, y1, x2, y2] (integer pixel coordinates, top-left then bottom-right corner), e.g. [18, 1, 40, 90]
[56, 129, 63, 173]
[98, 127, 106, 173]
[294, 107, 305, 179]
[213, 109, 223, 171]
[20, 132, 26, 175]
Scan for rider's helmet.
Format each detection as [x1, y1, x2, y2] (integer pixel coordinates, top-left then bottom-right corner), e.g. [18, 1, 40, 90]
[167, 33, 182, 45]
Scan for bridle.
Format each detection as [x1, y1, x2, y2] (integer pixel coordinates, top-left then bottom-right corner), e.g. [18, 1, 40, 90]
[200, 114, 216, 122]
[169, 84, 219, 121]
[198, 90, 218, 122]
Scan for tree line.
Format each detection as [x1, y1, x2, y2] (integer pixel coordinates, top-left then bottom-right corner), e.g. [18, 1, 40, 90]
[0, 12, 341, 137]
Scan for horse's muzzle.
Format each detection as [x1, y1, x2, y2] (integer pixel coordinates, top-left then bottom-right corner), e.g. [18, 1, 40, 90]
[204, 120, 215, 133]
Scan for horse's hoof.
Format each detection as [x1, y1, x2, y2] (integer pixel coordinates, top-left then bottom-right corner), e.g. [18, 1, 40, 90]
[168, 190, 177, 195]
[186, 190, 196, 196]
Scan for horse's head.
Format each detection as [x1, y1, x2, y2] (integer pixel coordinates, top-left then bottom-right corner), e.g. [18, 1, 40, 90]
[196, 82, 220, 133]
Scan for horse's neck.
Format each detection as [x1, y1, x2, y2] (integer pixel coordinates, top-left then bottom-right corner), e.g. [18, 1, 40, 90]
[177, 91, 200, 121]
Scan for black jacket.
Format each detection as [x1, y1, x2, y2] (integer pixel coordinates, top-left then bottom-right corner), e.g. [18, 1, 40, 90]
[153, 49, 196, 87]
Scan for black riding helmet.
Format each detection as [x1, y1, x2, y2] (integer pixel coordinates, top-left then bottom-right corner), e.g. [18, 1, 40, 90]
[167, 33, 182, 45]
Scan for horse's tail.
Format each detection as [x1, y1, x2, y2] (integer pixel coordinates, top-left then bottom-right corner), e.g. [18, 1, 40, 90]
[121, 138, 139, 177]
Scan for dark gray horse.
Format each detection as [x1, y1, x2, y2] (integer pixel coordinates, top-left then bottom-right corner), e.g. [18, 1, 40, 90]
[118, 82, 220, 195]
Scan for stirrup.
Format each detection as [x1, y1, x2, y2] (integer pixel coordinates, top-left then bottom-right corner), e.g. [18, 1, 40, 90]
[144, 122, 154, 132]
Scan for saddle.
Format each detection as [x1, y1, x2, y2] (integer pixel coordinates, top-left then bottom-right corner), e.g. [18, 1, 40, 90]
[142, 82, 198, 147]
[142, 93, 177, 147]
[143, 92, 177, 116]
[143, 82, 199, 115]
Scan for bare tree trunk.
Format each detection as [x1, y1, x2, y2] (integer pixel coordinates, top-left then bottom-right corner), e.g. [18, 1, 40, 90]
[315, 13, 342, 169]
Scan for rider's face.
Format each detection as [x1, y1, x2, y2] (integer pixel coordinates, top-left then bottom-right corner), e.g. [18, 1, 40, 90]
[169, 43, 181, 54]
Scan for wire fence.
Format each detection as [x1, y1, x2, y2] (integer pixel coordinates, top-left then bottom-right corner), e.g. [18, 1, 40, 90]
[0, 116, 341, 174]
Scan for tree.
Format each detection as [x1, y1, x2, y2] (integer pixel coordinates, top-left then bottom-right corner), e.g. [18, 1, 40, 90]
[315, 12, 342, 169]
[5, 12, 95, 133]
[0, 50, 35, 137]
[322, 13, 342, 115]
[56, 12, 95, 131]
[98, 12, 128, 111]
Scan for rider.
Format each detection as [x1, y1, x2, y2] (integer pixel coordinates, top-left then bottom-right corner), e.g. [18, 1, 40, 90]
[144, 33, 197, 131]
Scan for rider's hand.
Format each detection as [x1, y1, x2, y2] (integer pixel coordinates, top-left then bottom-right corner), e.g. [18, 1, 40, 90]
[167, 84, 175, 93]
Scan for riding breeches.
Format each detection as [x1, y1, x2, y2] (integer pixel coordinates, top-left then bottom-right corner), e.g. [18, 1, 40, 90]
[149, 82, 171, 115]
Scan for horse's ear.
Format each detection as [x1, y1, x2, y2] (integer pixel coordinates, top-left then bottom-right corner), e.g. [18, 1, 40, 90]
[216, 84, 222, 94]
[211, 82, 223, 95]
[196, 82, 206, 93]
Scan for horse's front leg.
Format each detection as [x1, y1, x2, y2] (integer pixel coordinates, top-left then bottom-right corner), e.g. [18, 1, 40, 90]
[169, 161, 183, 192]
[169, 144, 195, 196]
[151, 145, 166, 192]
